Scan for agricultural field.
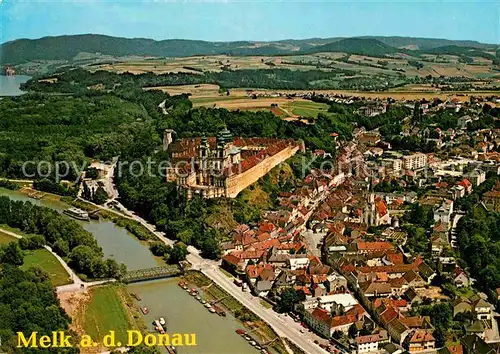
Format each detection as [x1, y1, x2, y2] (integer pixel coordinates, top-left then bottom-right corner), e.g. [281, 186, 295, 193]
[284, 101, 329, 118]
[21, 248, 72, 287]
[189, 94, 328, 120]
[96, 52, 500, 80]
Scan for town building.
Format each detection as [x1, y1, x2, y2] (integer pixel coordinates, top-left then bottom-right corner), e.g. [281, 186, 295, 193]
[402, 153, 428, 170]
[165, 128, 302, 199]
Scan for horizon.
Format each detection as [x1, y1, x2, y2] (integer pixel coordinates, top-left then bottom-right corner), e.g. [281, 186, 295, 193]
[2, 32, 499, 47]
[1, 0, 499, 45]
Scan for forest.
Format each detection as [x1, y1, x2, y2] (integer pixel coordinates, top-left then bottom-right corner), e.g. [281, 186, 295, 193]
[22, 66, 397, 93]
[0, 197, 126, 280]
[3, 68, 368, 258]
[0, 265, 78, 354]
[455, 176, 500, 293]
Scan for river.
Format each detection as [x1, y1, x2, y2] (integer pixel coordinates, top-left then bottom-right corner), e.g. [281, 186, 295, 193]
[0, 75, 32, 96]
[0, 188, 255, 353]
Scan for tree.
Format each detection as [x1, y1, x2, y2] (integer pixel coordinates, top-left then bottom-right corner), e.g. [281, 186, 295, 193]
[348, 323, 358, 338]
[169, 242, 188, 264]
[275, 288, 305, 313]
[92, 185, 109, 205]
[0, 242, 24, 266]
[69, 245, 97, 276]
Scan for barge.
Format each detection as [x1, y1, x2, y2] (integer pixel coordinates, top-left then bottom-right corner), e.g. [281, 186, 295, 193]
[63, 207, 90, 221]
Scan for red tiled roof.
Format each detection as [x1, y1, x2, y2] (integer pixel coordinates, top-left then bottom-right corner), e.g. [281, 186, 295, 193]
[380, 306, 398, 324]
[222, 254, 242, 266]
[386, 253, 404, 265]
[409, 330, 434, 343]
[357, 334, 381, 345]
[246, 263, 274, 279]
[357, 241, 395, 251]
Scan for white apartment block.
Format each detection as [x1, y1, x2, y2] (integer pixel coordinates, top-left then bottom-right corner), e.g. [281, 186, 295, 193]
[402, 153, 427, 170]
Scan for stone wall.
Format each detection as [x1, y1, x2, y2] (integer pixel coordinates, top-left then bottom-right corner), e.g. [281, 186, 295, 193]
[225, 145, 300, 198]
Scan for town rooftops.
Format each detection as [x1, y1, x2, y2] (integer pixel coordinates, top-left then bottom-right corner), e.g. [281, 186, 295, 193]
[409, 329, 434, 343]
[356, 334, 382, 345]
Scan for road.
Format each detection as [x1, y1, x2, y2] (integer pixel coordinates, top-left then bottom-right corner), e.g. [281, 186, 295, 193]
[92, 163, 328, 354]
[200, 263, 328, 354]
[0, 227, 115, 292]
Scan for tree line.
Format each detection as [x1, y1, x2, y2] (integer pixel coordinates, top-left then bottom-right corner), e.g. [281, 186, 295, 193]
[0, 197, 126, 280]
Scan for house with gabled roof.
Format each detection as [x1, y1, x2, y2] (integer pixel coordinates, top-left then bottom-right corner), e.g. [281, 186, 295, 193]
[404, 329, 435, 352]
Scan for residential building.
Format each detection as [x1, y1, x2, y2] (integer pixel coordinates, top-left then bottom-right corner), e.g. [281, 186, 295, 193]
[357, 334, 383, 354]
[402, 153, 427, 170]
[404, 330, 435, 352]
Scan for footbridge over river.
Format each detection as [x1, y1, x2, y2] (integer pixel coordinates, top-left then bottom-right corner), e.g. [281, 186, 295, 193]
[123, 265, 184, 283]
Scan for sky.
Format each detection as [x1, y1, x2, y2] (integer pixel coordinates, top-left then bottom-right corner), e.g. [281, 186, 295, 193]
[0, 0, 499, 44]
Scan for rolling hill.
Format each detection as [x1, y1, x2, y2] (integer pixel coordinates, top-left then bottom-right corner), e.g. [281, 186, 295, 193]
[304, 38, 400, 57]
[0, 33, 498, 66]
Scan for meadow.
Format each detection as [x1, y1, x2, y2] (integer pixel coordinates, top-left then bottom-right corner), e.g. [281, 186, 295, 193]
[21, 248, 72, 286]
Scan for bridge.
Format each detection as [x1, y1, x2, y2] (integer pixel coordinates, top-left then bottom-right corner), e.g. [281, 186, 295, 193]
[123, 265, 183, 283]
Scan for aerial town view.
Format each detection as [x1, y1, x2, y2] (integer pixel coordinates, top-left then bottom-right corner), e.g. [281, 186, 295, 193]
[1, 1, 500, 354]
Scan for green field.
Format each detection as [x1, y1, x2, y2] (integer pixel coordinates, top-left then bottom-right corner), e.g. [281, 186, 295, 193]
[84, 285, 133, 344]
[283, 101, 329, 118]
[21, 249, 72, 287]
[0, 230, 17, 244]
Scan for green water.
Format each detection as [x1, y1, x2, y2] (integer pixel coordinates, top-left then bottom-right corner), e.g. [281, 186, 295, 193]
[0, 188, 255, 353]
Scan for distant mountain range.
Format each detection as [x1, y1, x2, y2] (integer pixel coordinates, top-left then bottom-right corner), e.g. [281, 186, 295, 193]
[1, 34, 498, 65]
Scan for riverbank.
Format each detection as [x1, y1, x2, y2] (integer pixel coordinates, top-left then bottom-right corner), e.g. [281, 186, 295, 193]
[183, 270, 288, 354]
[0, 226, 72, 286]
[70, 198, 157, 241]
[58, 283, 146, 354]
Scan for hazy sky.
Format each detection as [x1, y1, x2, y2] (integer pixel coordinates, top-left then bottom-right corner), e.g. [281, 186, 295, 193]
[1, 0, 499, 44]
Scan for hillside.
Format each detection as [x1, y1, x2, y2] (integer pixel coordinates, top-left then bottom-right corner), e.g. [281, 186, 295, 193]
[1, 33, 498, 66]
[304, 38, 400, 57]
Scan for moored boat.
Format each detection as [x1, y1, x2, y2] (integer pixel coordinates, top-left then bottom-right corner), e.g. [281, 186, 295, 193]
[63, 207, 90, 221]
[141, 307, 149, 314]
[153, 319, 165, 334]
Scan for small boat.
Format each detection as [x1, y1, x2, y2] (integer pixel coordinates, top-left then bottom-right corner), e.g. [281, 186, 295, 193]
[141, 307, 149, 315]
[212, 304, 226, 316]
[201, 300, 207, 305]
[184, 286, 190, 292]
[159, 317, 166, 329]
[196, 295, 201, 301]
[131, 293, 141, 301]
[235, 329, 246, 335]
[255, 346, 262, 350]
[63, 207, 90, 221]
[244, 335, 251, 341]
[209, 308, 216, 313]
[166, 346, 177, 354]
[250, 341, 257, 346]
[204, 303, 212, 308]
[153, 319, 165, 334]
[178, 281, 185, 287]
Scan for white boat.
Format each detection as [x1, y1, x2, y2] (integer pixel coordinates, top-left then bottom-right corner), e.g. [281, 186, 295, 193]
[63, 207, 90, 221]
